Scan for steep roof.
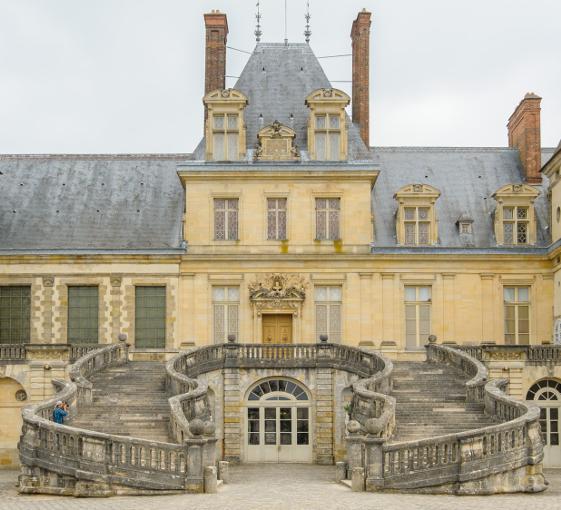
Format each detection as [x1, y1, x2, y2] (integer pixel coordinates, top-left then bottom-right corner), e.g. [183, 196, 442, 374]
[0, 154, 187, 251]
[193, 43, 371, 161]
[371, 147, 550, 248]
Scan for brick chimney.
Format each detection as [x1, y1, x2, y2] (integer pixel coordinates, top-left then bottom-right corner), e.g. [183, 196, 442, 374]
[507, 92, 542, 184]
[204, 10, 228, 95]
[351, 9, 372, 147]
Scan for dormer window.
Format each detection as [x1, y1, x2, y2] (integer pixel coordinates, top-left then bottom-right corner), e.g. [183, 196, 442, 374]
[305, 88, 350, 161]
[203, 88, 248, 162]
[394, 184, 441, 246]
[492, 184, 539, 246]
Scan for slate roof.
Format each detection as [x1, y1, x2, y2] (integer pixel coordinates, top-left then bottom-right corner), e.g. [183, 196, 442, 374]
[0, 154, 188, 251]
[371, 147, 551, 248]
[193, 43, 371, 161]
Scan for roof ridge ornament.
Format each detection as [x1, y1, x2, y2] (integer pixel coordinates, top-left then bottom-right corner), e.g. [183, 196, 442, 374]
[304, 1, 312, 44]
[255, 1, 263, 43]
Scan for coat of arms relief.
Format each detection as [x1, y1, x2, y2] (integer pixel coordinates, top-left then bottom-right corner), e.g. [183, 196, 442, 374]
[248, 273, 307, 314]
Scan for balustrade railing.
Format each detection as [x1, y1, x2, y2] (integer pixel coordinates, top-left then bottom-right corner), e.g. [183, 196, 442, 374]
[350, 343, 545, 493]
[0, 343, 26, 361]
[0, 343, 100, 363]
[455, 344, 561, 365]
[18, 342, 215, 496]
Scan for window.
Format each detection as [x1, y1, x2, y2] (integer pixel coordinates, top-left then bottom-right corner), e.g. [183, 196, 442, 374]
[404, 207, 431, 245]
[503, 206, 529, 245]
[212, 113, 239, 161]
[314, 114, 341, 161]
[315, 198, 340, 241]
[135, 286, 166, 348]
[213, 286, 239, 343]
[67, 286, 98, 344]
[315, 286, 342, 342]
[0, 286, 30, 344]
[305, 88, 350, 161]
[214, 198, 239, 241]
[394, 184, 440, 246]
[504, 286, 529, 344]
[267, 198, 287, 240]
[405, 286, 431, 350]
[203, 88, 248, 162]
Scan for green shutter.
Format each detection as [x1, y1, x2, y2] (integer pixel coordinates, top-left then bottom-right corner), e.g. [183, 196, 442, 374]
[0, 286, 31, 344]
[135, 286, 166, 348]
[67, 286, 99, 345]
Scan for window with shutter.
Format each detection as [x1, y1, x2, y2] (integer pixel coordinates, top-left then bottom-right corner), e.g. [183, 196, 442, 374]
[213, 286, 240, 343]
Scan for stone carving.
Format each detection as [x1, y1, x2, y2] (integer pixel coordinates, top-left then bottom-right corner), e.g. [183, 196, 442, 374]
[249, 273, 307, 301]
[110, 276, 122, 288]
[15, 389, 28, 401]
[254, 121, 300, 161]
[42, 276, 54, 287]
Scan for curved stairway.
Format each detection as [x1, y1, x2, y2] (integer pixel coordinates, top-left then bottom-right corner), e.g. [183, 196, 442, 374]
[69, 361, 173, 443]
[390, 361, 496, 443]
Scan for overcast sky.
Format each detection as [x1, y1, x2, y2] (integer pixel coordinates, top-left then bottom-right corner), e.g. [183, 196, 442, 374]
[0, 0, 559, 153]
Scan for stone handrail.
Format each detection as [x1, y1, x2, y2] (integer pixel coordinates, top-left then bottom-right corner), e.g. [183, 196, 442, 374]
[167, 343, 395, 443]
[18, 343, 213, 496]
[0, 343, 100, 363]
[355, 343, 545, 493]
[455, 344, 561, 365]
[0, 343, 26, 361]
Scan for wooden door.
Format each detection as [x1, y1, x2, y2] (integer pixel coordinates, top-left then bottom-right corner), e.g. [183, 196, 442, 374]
[262, 314, 293, 344]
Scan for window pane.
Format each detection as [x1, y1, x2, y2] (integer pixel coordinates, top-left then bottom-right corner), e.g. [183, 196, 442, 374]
[517, 207, 528, 219]
[227, 304, 239, 339]
[135, 286, 166, 348]
[212, 287, 225, 301]
[418, 207, 429, 220]
[68, 286, 99, 345]
[316, 115, 326, 129]
[315, 286, 327, 301]
[419, 287, 431, 301]
[518, 287, 529, 302]
[0, 286, 31, 344]
[214, 203, 226, 240]
[404, 208, 415, 220]
[504, 287, 515, 302]
[227, 206, 238, 240]
[226, 287, 240, 302]
[316, 304, 328, 341]
[213, 304, 225, 343]
[329, 115, 340, 129]
[328, 207, 340, 240]
[329, 133, 340, 160]
[213, 115, 224, 129]
[227, 133, 238, 161]
[316, 133, 327, 161]
[503, 223, 514, 244]
[329, 286, 342, 301]
[316, 209, 326, 240]
[278, 210, 287, 240]
[418, 222, 430, 244]
[517, 223, 528, 244]
[404, 287, 416, 301]
[503, 207, 514, 220]
[227, 114, 238, 130]
[329, 304, 342, 343]
[213, 133, 225, 161]
[405, 223, 416, 245]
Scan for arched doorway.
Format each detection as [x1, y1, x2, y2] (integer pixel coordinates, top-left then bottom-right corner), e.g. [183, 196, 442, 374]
[244, 378, 312, 463]
[526, 379, 561, 466]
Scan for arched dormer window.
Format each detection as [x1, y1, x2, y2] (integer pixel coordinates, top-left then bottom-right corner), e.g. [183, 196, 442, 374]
[305, 88, 350, 161]
[394, 184, 441, 246]
[203, 88, 248, 162]
[492, 184, 539, 246]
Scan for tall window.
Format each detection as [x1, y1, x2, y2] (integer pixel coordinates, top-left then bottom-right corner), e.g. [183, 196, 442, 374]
[315, 286, 342, 343]
[135, 286, 166, 348]
[214, 198, 239, 241]
[503, 206, 529, 245]
[404, 207, 431, 245]
[315, 198, 340, 241]
[405, 286, 431, 350]
[67, 286, 99, 344]
[0, 286, 30, 344]
[213, 286, 239, 343]
[314, 114, 341, 161]
[267, 198, 287, 240]
[212, 113, 239, 161]
[504, 286, 529, 344]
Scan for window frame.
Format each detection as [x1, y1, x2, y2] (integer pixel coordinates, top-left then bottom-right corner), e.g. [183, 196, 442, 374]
[503, 285, 530, 345]
[403, 206, 432, 246]
[212, 112, 240, 161]
[394, 184, 440, 246]
[314, 285, 342, 343]
[134, 285, 167, 349]
[315, 197, 341, 241]
[313, 113, 342, 161]
[502, 205, 530, 245]
[214, 197, 240, 241]
[0, 286, 31, 344]
[212, 286, 240, 344]
[404, 285, 432, 350]
[266, 197, 288, 241]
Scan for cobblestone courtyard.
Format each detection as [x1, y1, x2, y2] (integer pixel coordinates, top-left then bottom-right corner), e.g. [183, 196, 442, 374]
[0, 465, 559, 510]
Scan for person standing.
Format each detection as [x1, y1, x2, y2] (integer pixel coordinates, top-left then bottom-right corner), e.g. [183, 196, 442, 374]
[53, 401, 68, 424]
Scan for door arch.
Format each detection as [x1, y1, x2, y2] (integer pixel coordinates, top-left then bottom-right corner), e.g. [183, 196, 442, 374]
[526, 378, 561, 467]
[244, 378, 312, 463]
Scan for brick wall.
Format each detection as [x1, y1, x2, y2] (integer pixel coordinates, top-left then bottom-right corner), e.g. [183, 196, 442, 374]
[351, 10, 372, 147]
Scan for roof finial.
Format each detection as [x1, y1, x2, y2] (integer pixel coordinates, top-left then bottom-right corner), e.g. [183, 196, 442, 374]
[304, 1, 311, 44]
[284, 0, 288, 45]
[255, 1, 263, 42]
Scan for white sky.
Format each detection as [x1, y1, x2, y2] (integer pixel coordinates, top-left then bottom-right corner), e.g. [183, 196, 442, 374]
[0, 0, 559, 153]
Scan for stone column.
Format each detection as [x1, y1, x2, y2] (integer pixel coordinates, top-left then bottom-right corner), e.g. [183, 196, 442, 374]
[223, 344, 241, 462]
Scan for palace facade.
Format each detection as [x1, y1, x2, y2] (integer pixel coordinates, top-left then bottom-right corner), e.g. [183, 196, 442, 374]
[1, 9, 561, 480]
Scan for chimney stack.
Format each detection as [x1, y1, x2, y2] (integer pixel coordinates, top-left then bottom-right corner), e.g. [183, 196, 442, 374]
[351, 9, 372, 147]
[507, 93, 542, 184]
[204, 10, 228, 95]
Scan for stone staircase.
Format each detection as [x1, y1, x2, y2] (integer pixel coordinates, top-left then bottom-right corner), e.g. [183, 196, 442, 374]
[390, 361, 496, 443]
[69, 361, 173, 443]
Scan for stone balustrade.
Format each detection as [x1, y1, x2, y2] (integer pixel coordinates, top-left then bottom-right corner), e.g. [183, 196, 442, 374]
[455, 344, 561, 365]
[18, 343, 215, 496]
[347, 343, 546, 494]
[0, 343, 101, 363]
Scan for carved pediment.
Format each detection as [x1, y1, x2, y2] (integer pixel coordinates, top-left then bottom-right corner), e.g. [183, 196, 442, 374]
[249, 273, 307, 301]
[305, 88, 351, 105]
[204, 88, 248, 104]
[255, 121, 300, 161]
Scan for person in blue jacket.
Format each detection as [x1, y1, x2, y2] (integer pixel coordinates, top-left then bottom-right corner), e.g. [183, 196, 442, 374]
[53, 401, 68, 424]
